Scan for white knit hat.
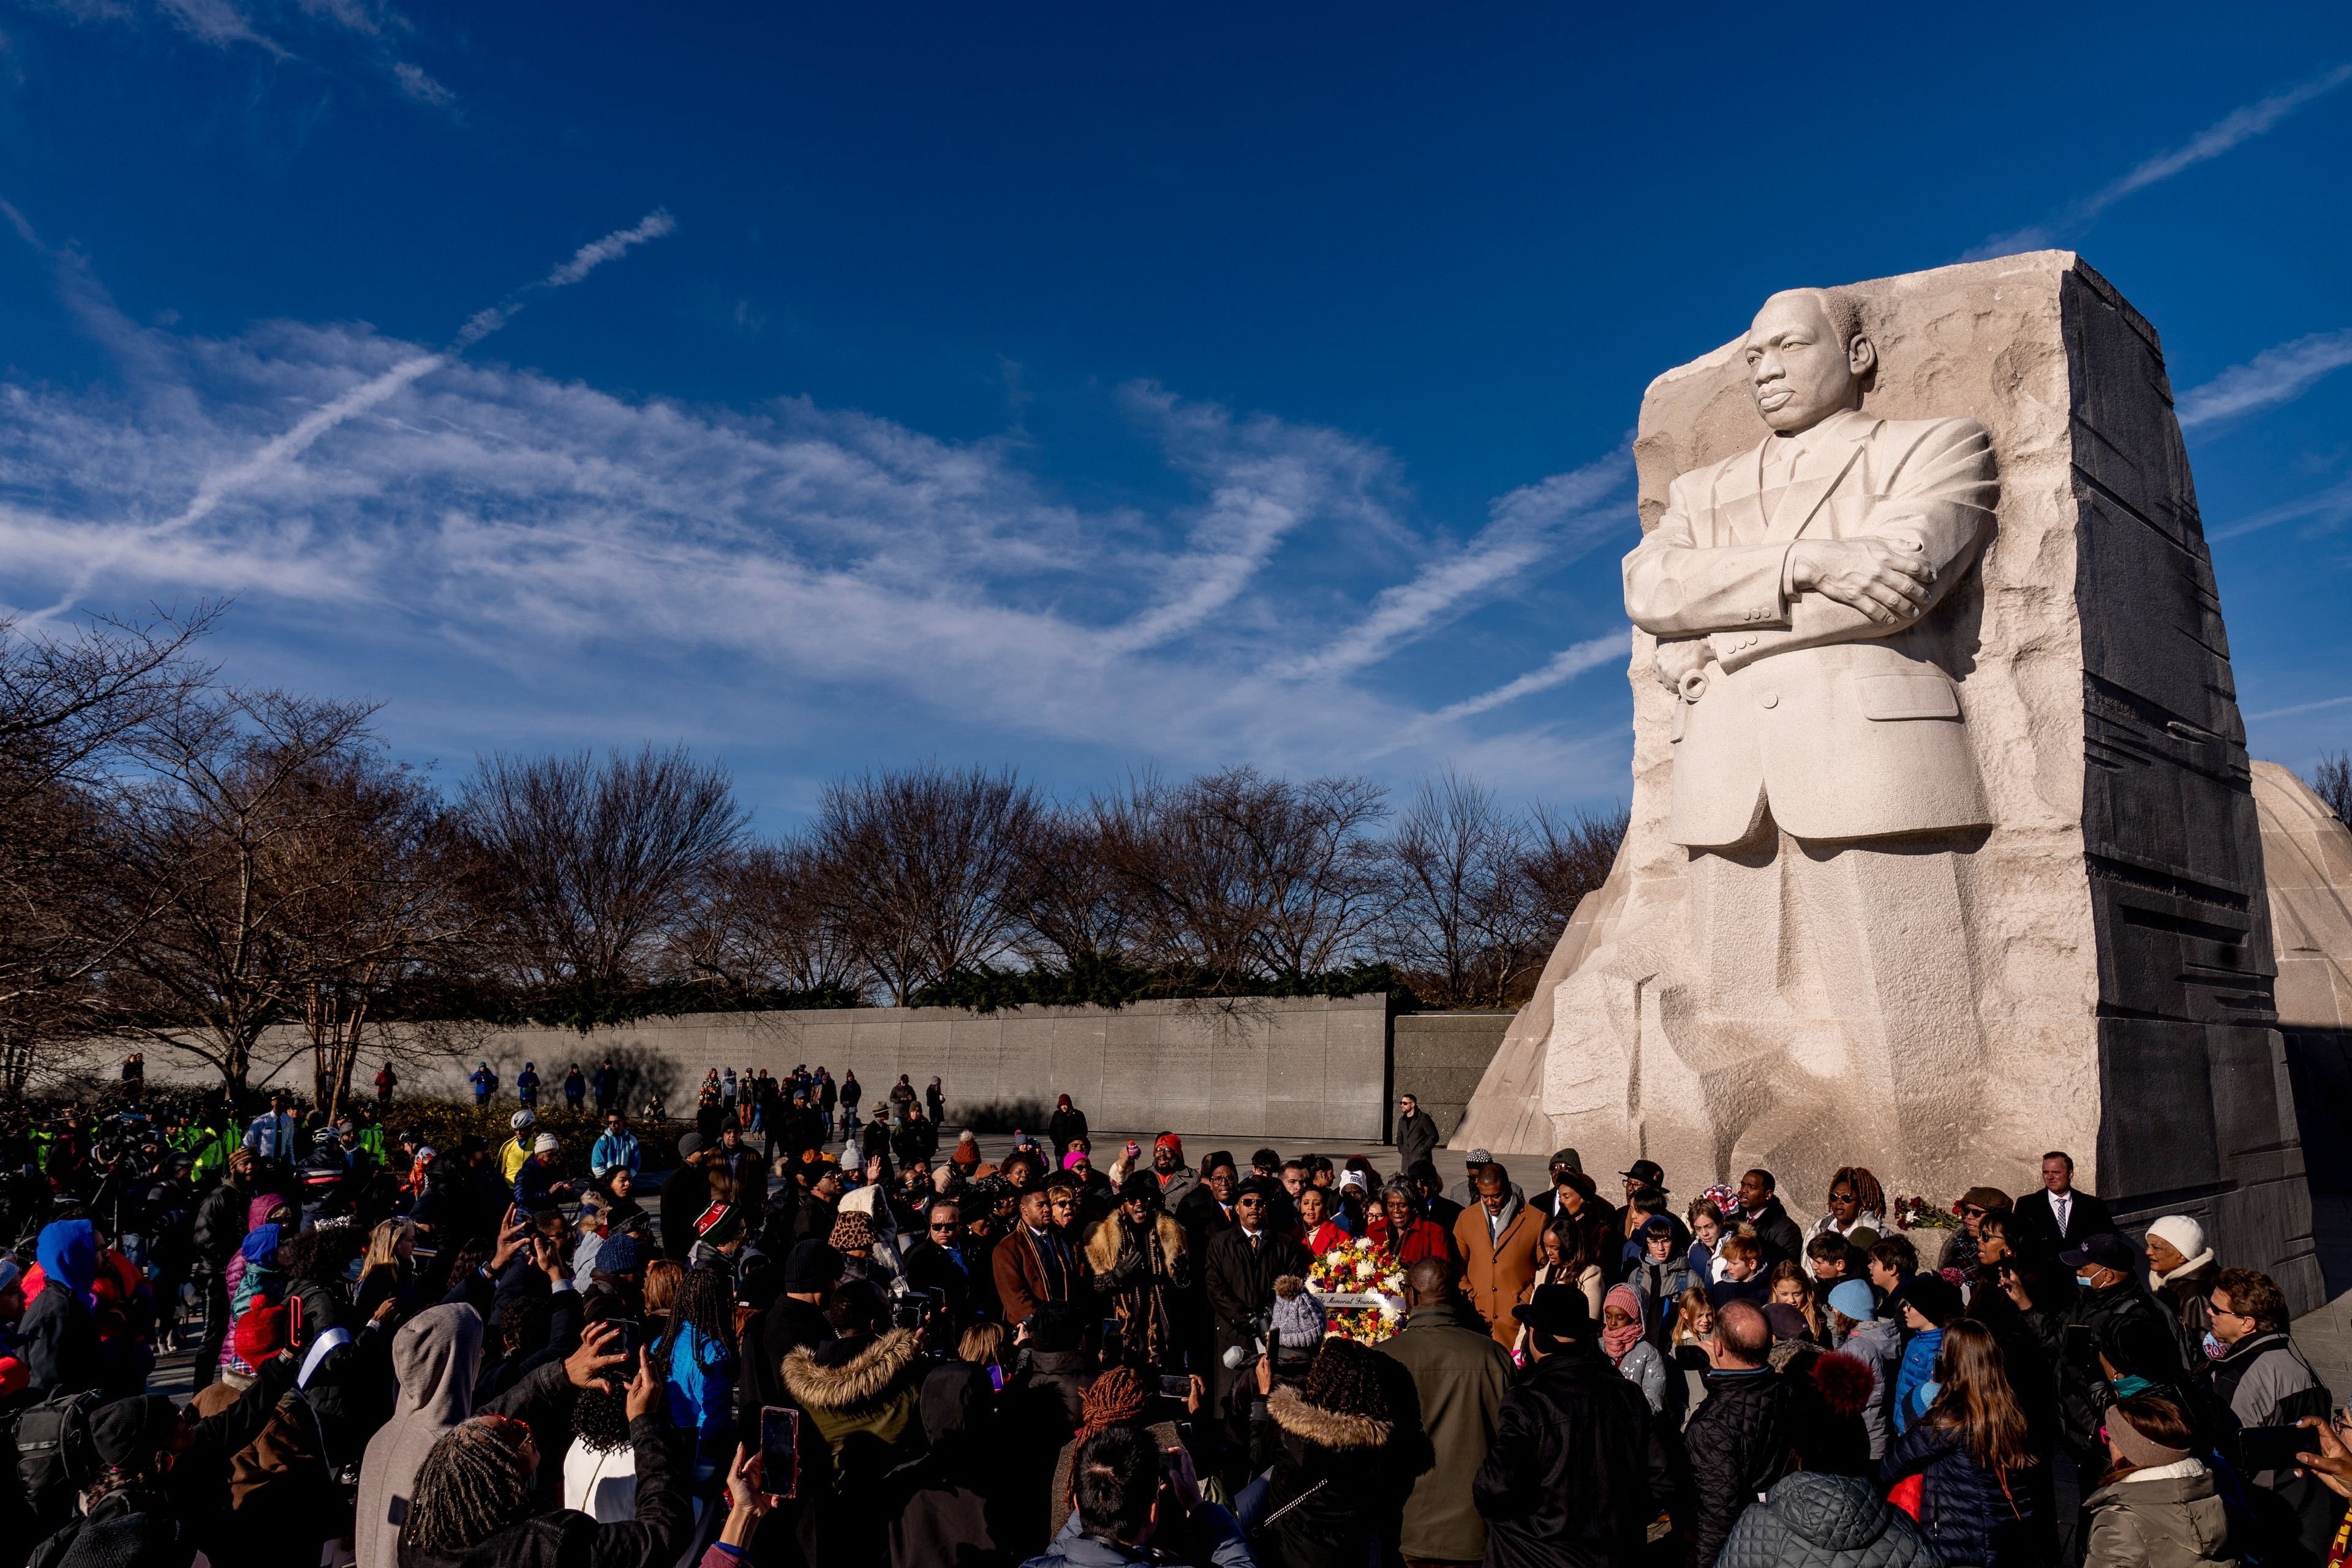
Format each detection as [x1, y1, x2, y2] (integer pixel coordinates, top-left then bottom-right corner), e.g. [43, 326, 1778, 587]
[533, 1132, 560, 1153]
[2146, 1214, 2209, 1269]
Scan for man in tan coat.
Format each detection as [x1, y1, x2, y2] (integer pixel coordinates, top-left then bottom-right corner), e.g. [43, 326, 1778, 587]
[1453, 1165, 1543, 1348]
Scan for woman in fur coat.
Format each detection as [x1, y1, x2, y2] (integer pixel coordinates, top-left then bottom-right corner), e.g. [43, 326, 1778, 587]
[1084, 1172, 1190, 1373]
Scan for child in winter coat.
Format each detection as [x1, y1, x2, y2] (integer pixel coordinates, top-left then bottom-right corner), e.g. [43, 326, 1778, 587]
[1890, 1274, 1962, 1434]
[2084, 1396, 2237, 1568]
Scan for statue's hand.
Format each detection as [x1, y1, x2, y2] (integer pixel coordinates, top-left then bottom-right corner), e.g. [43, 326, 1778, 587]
[1653, 638, 1709, 690]
[1789, 538, 1934, 625]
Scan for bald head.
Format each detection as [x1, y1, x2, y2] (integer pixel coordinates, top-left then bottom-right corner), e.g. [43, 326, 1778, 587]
[1745, 288, 1874, 434]
[1714, 1300, 1770, 1366]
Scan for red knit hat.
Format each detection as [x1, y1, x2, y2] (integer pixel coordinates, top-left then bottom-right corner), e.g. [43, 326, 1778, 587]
[235, 1300, 289, 1364]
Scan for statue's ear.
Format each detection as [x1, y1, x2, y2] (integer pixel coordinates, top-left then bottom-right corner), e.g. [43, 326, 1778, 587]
[1848, 333, 1878, 380]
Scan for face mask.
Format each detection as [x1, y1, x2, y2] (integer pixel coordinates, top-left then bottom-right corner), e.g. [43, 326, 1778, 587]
[2075, 1273, 2098, 1288]
[2203, 1332, 2227, 1358]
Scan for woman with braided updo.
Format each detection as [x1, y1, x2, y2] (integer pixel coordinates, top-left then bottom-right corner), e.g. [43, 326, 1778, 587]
[396, 1350, 693, 1568]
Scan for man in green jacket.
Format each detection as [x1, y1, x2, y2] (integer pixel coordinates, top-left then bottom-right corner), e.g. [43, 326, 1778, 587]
[1379, 1253, 1518, 1566]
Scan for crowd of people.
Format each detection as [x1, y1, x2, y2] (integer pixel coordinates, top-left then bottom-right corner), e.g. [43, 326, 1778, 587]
[3, 1070, 2352, 1568]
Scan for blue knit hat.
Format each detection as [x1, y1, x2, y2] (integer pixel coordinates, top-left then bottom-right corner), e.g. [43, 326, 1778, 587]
[1828, 1280, 1877, 1322]
[595, 1233, 644, 1276]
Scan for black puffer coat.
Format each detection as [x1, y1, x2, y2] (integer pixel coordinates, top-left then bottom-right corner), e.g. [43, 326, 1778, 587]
[1684, 1368, 1804, 1568]
[1718, 1471, 1940, 1568]
[1877, 1417, 2040, 1568]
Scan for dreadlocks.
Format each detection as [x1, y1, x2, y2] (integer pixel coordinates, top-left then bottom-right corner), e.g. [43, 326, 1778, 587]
[654, 1262, 737, 1369]
[399, 1415, 534, 1555]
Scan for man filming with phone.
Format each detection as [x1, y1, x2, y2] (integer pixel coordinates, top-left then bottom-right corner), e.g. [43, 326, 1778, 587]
[1020, 1424, 1253, 1568]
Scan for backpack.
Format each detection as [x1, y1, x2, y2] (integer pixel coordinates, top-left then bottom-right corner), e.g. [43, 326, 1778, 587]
[12, 1386, 99, 1533]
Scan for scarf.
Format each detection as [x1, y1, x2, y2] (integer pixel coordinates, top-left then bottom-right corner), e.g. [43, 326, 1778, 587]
[1602, 1284, 1645, 1364]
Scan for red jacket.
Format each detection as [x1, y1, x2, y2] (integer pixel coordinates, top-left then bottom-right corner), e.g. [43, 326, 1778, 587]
[1366, 1215, 1457, 1268]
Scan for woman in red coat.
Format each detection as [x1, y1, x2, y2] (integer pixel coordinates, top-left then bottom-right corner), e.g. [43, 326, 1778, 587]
[1297, 1185, 1351, 1257]
[1365, 1183, 1455, 1268]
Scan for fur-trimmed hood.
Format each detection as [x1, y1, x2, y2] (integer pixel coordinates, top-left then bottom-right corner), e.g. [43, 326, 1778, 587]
[1083, 1211, 1186, 1275]
[781, 1327, 921, 1412]
[1267, 1382, 1391, 1450]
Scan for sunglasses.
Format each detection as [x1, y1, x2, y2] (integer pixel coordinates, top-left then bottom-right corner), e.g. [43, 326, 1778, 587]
[1829, 1191, 1856, 1204]
[929, 1222, 959, 1233]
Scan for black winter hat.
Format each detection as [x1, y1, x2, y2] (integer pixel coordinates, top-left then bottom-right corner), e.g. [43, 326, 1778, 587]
[1117, 1171, 1161, 1205]
[782, 1238, 845, 1293]
[89, 1396, 178, 1471]
[1889, 1272, 1963, 1327]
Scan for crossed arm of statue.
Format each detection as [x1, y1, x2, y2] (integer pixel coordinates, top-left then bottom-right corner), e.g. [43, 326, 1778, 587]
[1629, 418, 1996, 688]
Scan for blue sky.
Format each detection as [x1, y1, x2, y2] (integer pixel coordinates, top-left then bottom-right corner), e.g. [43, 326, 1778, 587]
[1, 3, 2348, 829]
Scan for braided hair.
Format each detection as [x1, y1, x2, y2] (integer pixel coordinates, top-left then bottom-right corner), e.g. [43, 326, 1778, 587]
[654, 1262, 739, 1374]
[401, 1415, 533, 1554]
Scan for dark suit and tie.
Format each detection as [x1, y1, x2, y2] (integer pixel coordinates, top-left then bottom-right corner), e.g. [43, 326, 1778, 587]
[2011, 1183, 2117, 1254]
[1203, 1222, 1310, 1432]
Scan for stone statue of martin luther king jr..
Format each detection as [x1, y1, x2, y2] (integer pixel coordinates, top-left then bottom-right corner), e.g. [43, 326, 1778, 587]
[1618, 288, 1998, 1175]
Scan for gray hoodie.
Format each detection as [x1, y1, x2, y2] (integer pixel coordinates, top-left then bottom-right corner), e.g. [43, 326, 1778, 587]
[355, 1305, 484, 1568]
[352, 1304, 578, 1568]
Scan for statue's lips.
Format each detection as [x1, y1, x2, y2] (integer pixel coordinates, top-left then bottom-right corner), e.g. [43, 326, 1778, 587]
[1756, 388, 1794, 412]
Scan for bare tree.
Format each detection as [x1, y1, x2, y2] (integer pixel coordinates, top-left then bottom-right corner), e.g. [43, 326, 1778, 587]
[1004, 805, 1136, 970]
[2313, 752, 2352, 826]
[672, 838, 869, 998]
[1101, 766, 1390, 985]
[1521, 801, 1630, 935]
[0, 609, 219, 1092]
[273, 750, 475, 1119]
[811, 763, 1039, 1003]
[92, 689, 393, 1099]
[1384, 772, 1548, 1007]
[458, 744, 745, 992]
[0, 606, 219, 811]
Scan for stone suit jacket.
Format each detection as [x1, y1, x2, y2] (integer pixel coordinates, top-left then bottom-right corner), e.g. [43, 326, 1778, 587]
[1623, 409, 1998, 848]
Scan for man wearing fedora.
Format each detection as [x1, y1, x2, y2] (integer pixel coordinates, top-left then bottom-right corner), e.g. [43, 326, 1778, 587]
[1473, 1283, 1674, 1568]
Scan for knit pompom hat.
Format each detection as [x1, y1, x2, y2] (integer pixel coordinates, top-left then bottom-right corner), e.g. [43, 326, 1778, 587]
[1269, 1336, 1393, 1449]
[1269, 1275, 1326, 1348]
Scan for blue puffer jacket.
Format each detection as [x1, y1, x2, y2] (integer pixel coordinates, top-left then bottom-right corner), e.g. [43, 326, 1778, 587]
[1718, 1471, 1940, 1568]
[1893, 1327, 1942, 1433]
[1877, 1416, 2039, 1567]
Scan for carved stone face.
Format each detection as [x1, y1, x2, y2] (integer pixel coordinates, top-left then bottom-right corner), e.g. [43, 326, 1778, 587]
[1744, 292, 1871, 434]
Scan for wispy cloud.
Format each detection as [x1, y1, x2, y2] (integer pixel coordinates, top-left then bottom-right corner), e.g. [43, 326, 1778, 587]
[546, 210, 677, 287]
[1286, 447, 1632, 680]
[1428, 633, 1626, 723]
[2209, 472, 2352, 540]
[2245, 692, 2352, 723]
[1966, 62, 2352, 260]
[34, 0, 454, 110]
[391, 60, 454, 108]
[0, 254, 1633, 795]
[18, 209, 680, 620]
[2177, 329, 2352, 431]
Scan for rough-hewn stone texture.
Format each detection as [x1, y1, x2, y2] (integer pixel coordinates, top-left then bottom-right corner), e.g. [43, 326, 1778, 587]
[1457, 252, 2320, 1308]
